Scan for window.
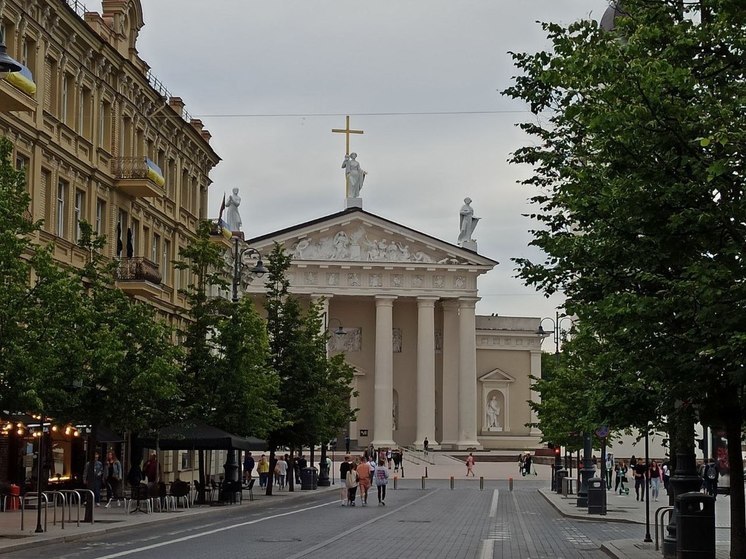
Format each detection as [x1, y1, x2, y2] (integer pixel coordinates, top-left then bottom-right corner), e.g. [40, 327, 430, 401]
[142, 226, 150, 259]
[116, 210, 128, 257]
[162, 239, 171, 283]
[130, 218, 139, 256]
[100, 101, 112, 151]
[74, 190, 85, 241]
[79, 88, 92, 139]
[61, 74, 69, 123]
[152, 233, 160, 265]
[95, 199, 105, 236]
[15, 154, 29, 192]
[56, 180, 67, 238]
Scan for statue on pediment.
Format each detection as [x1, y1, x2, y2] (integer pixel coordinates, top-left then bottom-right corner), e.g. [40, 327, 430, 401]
[342, 153, 366, 198]
[458, 197, 480, 247]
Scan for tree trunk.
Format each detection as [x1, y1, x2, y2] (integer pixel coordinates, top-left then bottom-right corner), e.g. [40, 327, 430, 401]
[725, 407, 745, 558]
[265, 446, 275, 496]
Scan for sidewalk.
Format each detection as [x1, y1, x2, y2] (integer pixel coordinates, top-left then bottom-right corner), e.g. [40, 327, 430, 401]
[0, 484, 338, 555]
[538, 485, 732, 559]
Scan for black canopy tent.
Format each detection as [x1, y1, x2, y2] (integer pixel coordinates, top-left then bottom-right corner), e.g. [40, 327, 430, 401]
[139, 422, 266, 451]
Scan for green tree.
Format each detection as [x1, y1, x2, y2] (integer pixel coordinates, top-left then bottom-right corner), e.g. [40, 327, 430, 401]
[503, 1, 746, 553]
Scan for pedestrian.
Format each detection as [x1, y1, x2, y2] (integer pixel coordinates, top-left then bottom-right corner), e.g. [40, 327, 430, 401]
[375, 459, 389, 506]
[143, 452, 160, 486]
[605, 454, 614, 489]
[258, 454, 269, 488]
[344, 434, 351, 454]
[518, 453, 524, 474]
[649, 460, 662, 501]
[523, 453, 533, 476]
[423, 437, 429, 455]
[340, 455, 352, 506]
[357, 456, 372, 506]
[386, 448, 393, 469]
[105, 450, 123, 507]
[243, 452, 255, 485]
[393, 448, 401, 471]
[466, 453, 476, 476]
[297, 454, 307, 484]
[275, 455, 288, 489]
[345, 461, 359, 506]
[83, 451, 104, 506]
[633, 457, 647, 501]
[662, 462, 670, 493]
[704, 458, 719, 500]
[618, 460, 629, 495]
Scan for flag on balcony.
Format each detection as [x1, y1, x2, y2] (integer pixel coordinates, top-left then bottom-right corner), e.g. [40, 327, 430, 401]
[116, 222, 123, 256]
[126, 228, 134, 257]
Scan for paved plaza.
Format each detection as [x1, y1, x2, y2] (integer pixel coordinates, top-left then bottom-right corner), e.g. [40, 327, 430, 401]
[0, 451, 734, 558]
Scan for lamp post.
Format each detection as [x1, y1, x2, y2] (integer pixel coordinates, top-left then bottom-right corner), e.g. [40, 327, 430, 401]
[537, 311, 574, 490]
[0, 31, 22, 76]
[224, 236, 267, 489]
[34, 414, 45, 533]
[318, 317, 346, 488]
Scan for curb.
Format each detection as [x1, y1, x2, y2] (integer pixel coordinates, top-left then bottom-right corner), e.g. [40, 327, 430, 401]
[537, 488, 643, 525]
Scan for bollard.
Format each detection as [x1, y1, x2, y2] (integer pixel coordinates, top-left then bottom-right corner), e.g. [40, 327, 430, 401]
[450, 476, 454, 490]
[393, 475, 398, 490]
[425, 466, 428, 478]
[480, 476, 484, 491]
[509, 477, 513, 492]
[421, 476, 426, 489]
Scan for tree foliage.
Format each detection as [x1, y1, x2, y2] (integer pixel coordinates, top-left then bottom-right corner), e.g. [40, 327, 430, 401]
[504, 2, 746, 552]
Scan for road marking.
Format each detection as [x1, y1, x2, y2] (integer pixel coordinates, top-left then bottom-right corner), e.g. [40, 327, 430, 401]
[284, 490, 438, 559]
[489, 488, 499, 518]
[511, 489, 539, 557]
[478, 538, 495, 559]
[93, 501, 336, 559]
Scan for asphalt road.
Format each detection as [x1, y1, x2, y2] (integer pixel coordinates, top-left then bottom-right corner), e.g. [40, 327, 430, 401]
[2, 480, 644, 559]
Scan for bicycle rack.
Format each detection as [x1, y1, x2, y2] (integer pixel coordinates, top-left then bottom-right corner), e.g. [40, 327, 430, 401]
[21, 492, 49, 532]
[655, 505, 674, 551]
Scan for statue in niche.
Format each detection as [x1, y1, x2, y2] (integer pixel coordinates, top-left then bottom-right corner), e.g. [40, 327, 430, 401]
[342, 153, 366, 198]
[485, 394, 501, 430]
[458, 197, 480, 245]
[225, 187, 243, 232]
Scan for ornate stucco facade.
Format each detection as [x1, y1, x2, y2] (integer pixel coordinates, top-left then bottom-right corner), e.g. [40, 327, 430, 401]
[0, 0, 219, 324]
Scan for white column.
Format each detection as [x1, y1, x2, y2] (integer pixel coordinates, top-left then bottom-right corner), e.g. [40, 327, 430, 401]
[457, 297, 482, 449]
[414, 297, 438, 449]
[440, 300, 460, 449]
[372, 295, 397, 447]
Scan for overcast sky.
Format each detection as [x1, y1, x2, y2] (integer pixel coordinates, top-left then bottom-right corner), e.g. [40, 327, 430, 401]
[136, 0, 610, 328]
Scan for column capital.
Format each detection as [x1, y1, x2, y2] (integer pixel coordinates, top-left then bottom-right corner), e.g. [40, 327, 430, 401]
[375, 295, 397, 307]
[416, 296, 439, 308]
[458, 296, 480, 310]
[440, 299, 460, 311]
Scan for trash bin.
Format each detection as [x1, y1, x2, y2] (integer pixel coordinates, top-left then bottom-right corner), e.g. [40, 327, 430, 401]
[556, 469, 568, 494]
[301, 467, 318, 490]
[677, 492, 715, 558]
[587, 477, 606, 515]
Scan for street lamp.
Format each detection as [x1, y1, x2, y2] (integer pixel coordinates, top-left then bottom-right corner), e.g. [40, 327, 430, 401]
[224, 236, 266, 492]
[0, 32, 22, 76]
[230, 236, 267, 304]
[318, 317, 346, 487]
[536, 311, 575, 490]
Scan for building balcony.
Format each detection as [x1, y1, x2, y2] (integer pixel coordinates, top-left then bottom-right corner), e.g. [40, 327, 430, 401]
[115, 257, 162, 297]
[0, 64, 37, 112]
[111, 157, 166, 198]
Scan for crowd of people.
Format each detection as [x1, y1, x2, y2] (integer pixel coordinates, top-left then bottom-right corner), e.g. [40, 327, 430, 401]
[339, 451, 390, 506]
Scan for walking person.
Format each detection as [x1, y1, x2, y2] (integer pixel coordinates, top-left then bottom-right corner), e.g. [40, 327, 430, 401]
[704, 458, 719, 500]
[375, 459, 389, 506]
[423, 437, 429, 456]
[257, 454, 269, 488]
[618, 461, 629, 495]
[83, 451, 104, 506]
[105, 450, 123, 507]
[662, 462, 671, 494]
[466, 453, 476, 477]
[143, 452, 160, 486]
[275, 455, 288, 489]
[345, 461, 359, 506]
[357, 457, 372, 506]
[633, 457, 647, 501]
[243, 452, 255, 485]
[649, 460, 663, 501]
[340, 455, 352, 506]
[523, 453, 533, 476]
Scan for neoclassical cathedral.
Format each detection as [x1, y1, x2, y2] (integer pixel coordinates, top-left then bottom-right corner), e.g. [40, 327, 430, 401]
[240, 149, 544, 451]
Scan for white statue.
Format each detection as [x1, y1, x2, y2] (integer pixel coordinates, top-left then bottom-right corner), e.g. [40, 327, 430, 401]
[486, 395, 500, 429]
[225, 187, 242, 232]
[342, 153, 366, 198]
[458, 197, 480, 245]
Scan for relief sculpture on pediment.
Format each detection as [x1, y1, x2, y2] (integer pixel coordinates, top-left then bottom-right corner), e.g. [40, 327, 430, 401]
[289, 226, 467, 265]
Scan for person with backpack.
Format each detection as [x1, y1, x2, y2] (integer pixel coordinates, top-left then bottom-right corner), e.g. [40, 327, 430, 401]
[704, 458, 719, 500]
[375, 459, 389, 506]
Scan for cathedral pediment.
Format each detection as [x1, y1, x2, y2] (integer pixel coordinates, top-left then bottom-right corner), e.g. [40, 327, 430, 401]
[248, 207, 496, 269]
[479, 368, 515, 383]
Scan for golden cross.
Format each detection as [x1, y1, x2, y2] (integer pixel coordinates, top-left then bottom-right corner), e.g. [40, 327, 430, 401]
[332, 115, 364, 155]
